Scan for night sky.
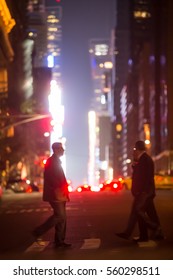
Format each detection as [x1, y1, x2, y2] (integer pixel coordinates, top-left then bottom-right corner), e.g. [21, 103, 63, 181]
[60, 0, 115, 186]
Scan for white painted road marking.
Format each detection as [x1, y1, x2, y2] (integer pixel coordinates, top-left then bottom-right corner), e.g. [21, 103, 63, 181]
[25, 240, 50, 253]
[2, 206, 79, 214]
[138, 240, 157, 247]
[80, 238, 101, 249]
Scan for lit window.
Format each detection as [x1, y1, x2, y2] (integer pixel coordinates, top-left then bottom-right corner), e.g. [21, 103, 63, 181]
[48, 27, 58, 32]
[47, 15, 56, 19]
[47, 35, 55, 40]
[47, 19, 59, 23]
[134, 10, 151, 18]
[101, 95, 106, 105]
[95, 44, 109, 56]
[104, 61, 113, 69]
[94, 89, 101, 94]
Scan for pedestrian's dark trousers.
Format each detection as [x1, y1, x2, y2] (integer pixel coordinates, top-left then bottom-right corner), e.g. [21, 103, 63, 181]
[124, 194, 160, 239]
[124, 198, 138, 236]
[34, 201, 66, 244]
[137, 196, 160, 239]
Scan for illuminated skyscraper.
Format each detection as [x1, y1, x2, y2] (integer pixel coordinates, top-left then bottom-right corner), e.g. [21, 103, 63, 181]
[46, 4, 62, 84]
[27, 0, 65, 167]
[113, 0, 173, 176]
[88, 39, 113, 184]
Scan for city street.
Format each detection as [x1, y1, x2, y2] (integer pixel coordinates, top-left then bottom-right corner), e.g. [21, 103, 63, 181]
[0, 189, 173, 260]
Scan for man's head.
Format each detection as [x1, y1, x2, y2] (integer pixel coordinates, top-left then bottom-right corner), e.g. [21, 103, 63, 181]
[52, 142, 64, 157]
[134, 140, 146, 151]
[133, 140, 146, 161]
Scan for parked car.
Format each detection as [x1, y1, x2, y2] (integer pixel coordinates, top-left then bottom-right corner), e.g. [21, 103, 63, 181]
[154, 173, 173, 189]
[76, 184, 100, 192]
[122, 174, 173, 190]
[76, 184, 91, 192]
[6, 179, 39, 193]
[121, 177, 132, 190]
[67, 179, 74, 192]
[99, 178, 123, 192]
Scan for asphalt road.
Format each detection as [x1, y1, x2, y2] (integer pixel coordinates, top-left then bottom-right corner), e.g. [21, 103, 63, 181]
[0, 189, 173, 260]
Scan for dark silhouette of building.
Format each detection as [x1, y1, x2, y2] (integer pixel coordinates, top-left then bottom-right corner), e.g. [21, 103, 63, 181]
[112, 0, 173, 177]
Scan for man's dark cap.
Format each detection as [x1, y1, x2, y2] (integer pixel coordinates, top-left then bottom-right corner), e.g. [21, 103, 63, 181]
[52, 142, 63, 151]
[134, 140, 146, 151]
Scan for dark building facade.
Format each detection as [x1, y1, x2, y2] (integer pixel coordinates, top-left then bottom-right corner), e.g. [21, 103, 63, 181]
[113, 0, 173, 177]
[0, 0, 64, 186]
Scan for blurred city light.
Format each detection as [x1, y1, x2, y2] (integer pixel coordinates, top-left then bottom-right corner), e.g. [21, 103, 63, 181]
[48, 79, 66, 172]
[88, 111, 97, 185]
[47, 55, 54, 68]
[104, 61, 113, 69]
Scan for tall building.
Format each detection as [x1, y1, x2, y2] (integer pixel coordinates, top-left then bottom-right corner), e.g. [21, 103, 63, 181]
[46, 3, 62, 84]
[0, 0, 15, 105]
[27, 0, 47, 68]
[0, 0, 15, 142]
[0, 0, 65, 184]
[26, 0, 65, 165]
[112, 0, 131, 178]
[113, 0, 173, 177]
[88, 38, 113, 184]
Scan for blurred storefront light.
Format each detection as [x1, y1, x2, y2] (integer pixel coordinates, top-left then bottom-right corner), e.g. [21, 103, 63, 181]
[104, 61, 113, 69]
[116, 123, 122, 132]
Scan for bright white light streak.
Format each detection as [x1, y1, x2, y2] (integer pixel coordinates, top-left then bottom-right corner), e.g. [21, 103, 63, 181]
[51, 127, 62, 142]
[47, 55, 54, 68]
[53, 105, 64, 124]
[49, 80, 61, 109]
[100, 160, 108, 170]
[101, 94, 106, 104]
[88, 111, 96, 185]
[48, 79, 66, 173]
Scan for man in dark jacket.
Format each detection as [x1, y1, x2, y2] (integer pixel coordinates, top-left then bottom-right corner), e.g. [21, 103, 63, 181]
[33, 142, 71, 248]
[116, 140, 164, 243]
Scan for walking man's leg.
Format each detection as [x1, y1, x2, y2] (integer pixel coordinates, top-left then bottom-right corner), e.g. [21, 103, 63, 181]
[116, 199, 138, 239]
[33, 204, 56, 238]
[146, 198, 164, 240]
[50, 201, 67, 245]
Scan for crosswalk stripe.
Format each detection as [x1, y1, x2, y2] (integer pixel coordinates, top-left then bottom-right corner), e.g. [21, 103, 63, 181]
[80, 238, 101, 249]
[6, 210, 18, 214]
[1, 206, 79, 214]
[24, 238, 101, 253]
[66, 206, 79, 210]
[19, 209, 27, 213]
[137, 240, 157, 247]
[25, 241, 50, 253]
[24, 238, 158, 253]
[35, 208, 41, 212]
[27, 209, 33, 212]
